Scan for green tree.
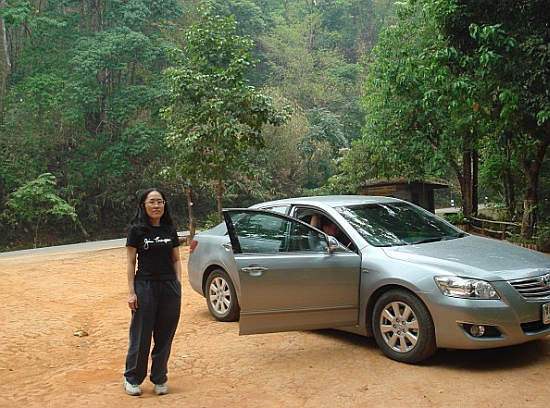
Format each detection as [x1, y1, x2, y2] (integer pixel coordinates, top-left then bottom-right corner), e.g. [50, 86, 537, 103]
[299, 108, 347, 189]
[162, 7, 291, 220]
[343, 1, 484, 216]
[258, 107, 309, 198]
[0, 0, 182, 236]
[210, 0, 266, 38]
[435, 0, 550, 237]
[479, 132, 521, 220]
[0, 0, 403, 248]
[2, 173, 77, 248]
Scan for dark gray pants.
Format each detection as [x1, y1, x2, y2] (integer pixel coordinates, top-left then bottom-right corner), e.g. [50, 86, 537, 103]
[124, 279, 181, 385]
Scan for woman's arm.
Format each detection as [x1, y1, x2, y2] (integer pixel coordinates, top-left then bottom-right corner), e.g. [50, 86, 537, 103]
[127, 246, 138, 310]
[172, 247, 182, 283]
[310, 214, 320, 228]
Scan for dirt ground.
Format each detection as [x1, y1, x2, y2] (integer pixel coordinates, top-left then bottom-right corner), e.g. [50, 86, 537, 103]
[1, 246, 550, 408]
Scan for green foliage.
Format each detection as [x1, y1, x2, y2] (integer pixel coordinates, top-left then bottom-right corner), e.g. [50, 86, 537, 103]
[0, 1, 32, 26]
[210, 0, 266, 38]
[256, 0, 370, 140]
[444, 213, 468, 225]
[336, 0, 550, 233]
[202, 211, 224, 230]
[162, 7, 292, 213]
[2, 173, 77, 247]
[338, 0, 479, 195]
[0, 0, 396, 248]
[433, 0, 550, 237]
[536, 223, 550, 252]
[507, 234, 537, 247]
[297, 107, 348, 189]
[305, 108, 347, 150]
[0, 0, 182, 245]
[244, 98, 309, 200]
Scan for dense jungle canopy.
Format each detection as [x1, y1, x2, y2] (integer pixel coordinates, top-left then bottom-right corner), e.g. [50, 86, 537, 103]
[0, 0, 549, 249]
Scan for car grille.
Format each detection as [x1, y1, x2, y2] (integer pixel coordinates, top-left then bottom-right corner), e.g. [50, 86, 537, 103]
[508, 273, 550, 298]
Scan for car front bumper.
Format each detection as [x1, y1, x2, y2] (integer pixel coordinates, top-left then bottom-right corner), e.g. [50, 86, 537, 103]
[427, 282, 550, 349]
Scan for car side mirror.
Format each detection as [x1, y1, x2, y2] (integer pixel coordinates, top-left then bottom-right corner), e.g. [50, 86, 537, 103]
[327, 236, 340, 254]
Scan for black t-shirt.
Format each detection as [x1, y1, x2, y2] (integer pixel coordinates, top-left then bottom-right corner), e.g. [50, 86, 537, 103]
[126, 224, 180, 280]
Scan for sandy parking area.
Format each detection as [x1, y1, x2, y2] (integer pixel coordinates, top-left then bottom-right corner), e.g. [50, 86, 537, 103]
[1, 246, 549, 407]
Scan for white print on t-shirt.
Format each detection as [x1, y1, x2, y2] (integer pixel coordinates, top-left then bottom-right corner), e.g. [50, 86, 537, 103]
[143, 236, 172, 250]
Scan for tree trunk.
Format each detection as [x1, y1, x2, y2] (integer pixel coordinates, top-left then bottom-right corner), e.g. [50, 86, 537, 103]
[432, 131, 476, 219]
[76, 218, 90, 239]
[89, 0, 103, 32]
[306, 0, 315, 51]
[521, 160, 541, 239]
[33, 215, 41, 249]
[0, 2, 11, 113]
[502, 144, 517, 220]
[460, 151, 472, 217]
[520, 131, 550, 238]
[471, 149, 478, 215]
[521, 189, 537, 239]
[216, 178, 224, 222]
[184, 182, 196, 239]
[503, 167, 516, 220]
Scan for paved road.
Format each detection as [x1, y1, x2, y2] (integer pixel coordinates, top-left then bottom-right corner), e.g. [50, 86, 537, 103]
[435, 204, 493, 215]
[435, 206, 461, 215]
[0, 237, 127, 258]
[0, 231, 191, 259]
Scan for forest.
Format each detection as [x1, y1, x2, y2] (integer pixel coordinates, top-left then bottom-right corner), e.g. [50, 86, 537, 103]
[0, 0, 549, 250]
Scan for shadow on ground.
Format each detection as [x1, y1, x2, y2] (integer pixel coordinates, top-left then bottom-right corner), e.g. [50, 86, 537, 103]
[310, 329, 550, 370]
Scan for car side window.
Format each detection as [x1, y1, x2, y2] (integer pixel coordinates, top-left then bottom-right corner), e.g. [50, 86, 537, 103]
[294, 207, 316, 224]
[232, 213, 288, 253]
[293, 207, 356, 252]
[288, 221, 328, 252]
[226, 211, 328, 254]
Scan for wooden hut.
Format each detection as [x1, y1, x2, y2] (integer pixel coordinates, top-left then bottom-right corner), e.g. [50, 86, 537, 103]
[358, 179, 449, 213]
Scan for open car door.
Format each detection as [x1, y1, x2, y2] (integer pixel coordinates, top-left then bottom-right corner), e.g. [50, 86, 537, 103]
[223, 209, 361, 335]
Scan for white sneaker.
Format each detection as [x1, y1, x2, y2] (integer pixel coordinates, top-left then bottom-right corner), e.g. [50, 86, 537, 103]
[154, 383, 169, 395]
[124, 379, 142, 396]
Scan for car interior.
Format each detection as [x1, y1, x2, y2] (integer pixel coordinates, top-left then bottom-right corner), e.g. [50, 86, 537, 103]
[293, 208, 356, 252]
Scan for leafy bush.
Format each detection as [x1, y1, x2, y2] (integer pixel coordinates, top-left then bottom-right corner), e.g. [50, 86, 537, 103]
[444, 213, 468, 225]
[1, 173, 77, 248]
[202, 211, 223, 230]
[536, 224, 550, 252]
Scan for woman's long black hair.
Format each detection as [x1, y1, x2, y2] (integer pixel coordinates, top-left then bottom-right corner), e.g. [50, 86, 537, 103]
[129, 188, 174, 233]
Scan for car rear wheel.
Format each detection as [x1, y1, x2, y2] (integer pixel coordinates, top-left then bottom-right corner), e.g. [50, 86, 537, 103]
[372, 289, 436, 363]
[206, 269, 240, 322]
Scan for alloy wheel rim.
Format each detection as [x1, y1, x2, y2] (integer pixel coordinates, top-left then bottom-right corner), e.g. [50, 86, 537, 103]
[379, 301, 419, 353]
[209, 277, 231, 315]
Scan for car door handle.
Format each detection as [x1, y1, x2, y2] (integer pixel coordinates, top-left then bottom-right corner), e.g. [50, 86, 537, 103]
[222, 242, 232, 251]
[241, 266, 267, 277]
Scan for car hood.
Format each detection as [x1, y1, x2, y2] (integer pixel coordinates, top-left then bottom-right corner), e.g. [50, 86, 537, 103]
[381, 235, 550, 281]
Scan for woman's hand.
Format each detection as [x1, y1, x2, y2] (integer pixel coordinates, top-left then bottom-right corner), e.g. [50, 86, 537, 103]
[126, 247, 138, 311]
[128, 293, 138, 311]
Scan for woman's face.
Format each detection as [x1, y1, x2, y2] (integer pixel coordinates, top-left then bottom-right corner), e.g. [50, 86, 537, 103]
[144, 190, 165, 225]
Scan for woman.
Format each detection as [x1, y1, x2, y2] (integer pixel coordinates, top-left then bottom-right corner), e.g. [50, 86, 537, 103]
[123, 188, 182, 396]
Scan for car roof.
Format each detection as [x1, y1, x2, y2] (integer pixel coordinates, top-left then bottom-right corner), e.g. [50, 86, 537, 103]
[250, 195, 402, 209]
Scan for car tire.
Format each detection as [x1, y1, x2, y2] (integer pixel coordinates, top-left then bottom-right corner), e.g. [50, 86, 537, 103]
[372, 289, 436, 363]
[205, 269, 240, 322]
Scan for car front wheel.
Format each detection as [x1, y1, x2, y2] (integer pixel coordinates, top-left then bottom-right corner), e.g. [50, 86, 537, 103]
[205, 269, 240, 322]
[372, 289, 436, 363]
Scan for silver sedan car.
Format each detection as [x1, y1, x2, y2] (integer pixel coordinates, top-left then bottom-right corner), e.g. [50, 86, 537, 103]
[187, 195, 550, 363]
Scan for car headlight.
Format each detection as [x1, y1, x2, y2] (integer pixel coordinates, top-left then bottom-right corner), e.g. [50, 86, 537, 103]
[434, 276, 500, 299]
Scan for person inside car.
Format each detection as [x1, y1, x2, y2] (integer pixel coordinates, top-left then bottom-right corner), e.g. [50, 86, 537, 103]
[310, 214, 353, 249]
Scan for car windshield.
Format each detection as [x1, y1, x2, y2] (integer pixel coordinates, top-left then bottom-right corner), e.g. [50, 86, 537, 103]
[337, 202, 464, 247]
